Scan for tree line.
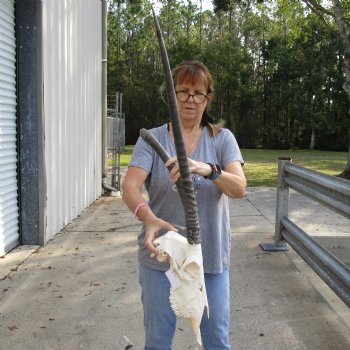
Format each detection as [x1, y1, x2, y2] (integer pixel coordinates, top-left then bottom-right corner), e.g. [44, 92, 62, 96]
[107, 0, 350, 155]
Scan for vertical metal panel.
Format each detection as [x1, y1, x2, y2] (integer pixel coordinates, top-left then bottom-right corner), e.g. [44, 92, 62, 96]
[0, 0, 19, 254]
[42, 0, 102, 240]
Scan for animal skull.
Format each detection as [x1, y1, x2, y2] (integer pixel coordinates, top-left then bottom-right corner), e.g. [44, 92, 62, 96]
[153, 231, 209, 345]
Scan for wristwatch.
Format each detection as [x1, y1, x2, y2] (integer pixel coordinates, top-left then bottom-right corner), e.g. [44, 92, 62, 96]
[204, 163, 222, 181]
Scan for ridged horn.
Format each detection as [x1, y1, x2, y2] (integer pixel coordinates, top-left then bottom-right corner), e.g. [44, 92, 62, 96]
[144, 8, 200, 245]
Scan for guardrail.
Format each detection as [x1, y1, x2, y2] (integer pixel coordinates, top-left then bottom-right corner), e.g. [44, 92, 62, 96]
[261, 157, 350, 307]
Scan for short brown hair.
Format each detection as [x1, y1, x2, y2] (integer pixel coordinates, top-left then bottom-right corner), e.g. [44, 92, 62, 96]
[172, 60, 213, 97]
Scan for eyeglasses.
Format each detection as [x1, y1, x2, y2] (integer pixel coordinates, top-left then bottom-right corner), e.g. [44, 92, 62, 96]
[175, 90, 208, 104]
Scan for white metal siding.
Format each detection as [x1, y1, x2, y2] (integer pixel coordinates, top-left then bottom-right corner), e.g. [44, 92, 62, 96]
[42, 0, 102, 241]
[0, 0, 19, 255]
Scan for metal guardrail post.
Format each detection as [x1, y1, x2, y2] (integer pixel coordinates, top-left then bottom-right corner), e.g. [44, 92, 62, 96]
[260, 157, 291, 251]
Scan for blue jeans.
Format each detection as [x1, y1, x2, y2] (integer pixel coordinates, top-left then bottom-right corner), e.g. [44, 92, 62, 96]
[139, 264, 231, 350]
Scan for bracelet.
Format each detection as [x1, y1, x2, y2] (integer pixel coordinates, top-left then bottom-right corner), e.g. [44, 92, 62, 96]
[134, 202, 149, 221]
[204, 163, 222, 181]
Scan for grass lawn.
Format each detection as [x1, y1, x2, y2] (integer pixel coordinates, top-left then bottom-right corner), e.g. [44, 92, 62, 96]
[118, 145, 134, 167]
[241, 149, 347, 186]
[116, 146, 348, 187]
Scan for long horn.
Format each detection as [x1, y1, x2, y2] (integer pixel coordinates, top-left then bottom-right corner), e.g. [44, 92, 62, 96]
[140, 127, 186, 200]
[140, 128, 172, 165]
[148, 8, 200, 245]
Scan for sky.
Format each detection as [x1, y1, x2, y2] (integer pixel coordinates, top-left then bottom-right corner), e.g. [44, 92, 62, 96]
[194, 0, 214, 11]
[153, 1, 214, 12]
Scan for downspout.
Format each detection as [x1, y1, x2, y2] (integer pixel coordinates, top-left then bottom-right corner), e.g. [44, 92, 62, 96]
[37, 0, 46, 246]
[101, 0, 118, 194]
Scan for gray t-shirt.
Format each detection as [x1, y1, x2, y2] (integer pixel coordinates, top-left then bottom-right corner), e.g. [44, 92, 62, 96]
[129, 123, 244, 274]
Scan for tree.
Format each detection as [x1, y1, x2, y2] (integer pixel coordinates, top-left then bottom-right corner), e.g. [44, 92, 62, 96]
[106, 0, 350, 158]
[300, 0, 350, 177]
[216, 0, 350, 177]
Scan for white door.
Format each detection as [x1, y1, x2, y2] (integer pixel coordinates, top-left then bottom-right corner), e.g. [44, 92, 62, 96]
[0, 0, 19, 255]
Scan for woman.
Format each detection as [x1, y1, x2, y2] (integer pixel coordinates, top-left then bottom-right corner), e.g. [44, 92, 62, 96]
[122, 61, 246, 350]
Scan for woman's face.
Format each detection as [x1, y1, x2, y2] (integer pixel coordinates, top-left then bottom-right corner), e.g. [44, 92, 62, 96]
[175, 81, 209, 125]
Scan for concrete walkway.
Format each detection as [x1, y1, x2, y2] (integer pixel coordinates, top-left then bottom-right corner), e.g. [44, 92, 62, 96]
[0, 188, 349, 350]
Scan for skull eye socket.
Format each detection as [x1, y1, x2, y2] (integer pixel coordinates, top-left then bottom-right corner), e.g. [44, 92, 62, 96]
[183, 261, 200, 279]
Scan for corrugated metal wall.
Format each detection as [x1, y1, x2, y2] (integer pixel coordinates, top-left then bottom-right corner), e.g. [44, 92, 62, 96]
[0, 0, 19, 255]
[42, 0, 102, 241]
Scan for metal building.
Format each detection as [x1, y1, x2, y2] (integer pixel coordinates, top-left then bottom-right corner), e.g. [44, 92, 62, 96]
[0, 0, 105, 255]
[42, 0, 102, 239]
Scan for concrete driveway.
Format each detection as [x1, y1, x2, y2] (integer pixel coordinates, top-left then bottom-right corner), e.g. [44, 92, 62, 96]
[0, 188, 349, 349]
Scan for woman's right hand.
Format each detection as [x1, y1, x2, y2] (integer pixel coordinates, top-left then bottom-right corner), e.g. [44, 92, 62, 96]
[143, 216, 177, 255]
[121, 166, 178, 255]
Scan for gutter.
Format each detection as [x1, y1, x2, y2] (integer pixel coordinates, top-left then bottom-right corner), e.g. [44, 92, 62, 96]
[101, 0, 118, 195]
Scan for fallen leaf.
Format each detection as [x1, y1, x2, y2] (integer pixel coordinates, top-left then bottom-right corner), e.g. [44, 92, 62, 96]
[123, 335, 134, 349]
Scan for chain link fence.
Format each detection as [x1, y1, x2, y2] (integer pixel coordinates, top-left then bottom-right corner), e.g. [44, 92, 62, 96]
[107, 92, 125, 191]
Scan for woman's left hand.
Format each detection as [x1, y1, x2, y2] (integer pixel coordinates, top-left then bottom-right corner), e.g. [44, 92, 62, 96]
[164, 156, 246, 198]
[165, 157, 211, 182]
